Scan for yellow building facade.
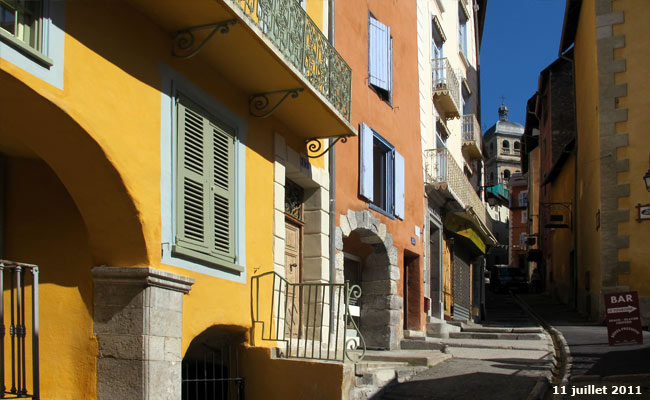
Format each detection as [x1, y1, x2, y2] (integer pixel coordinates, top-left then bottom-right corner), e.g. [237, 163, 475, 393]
[562, 0, 650, 324]
[0, 0, 355, 398]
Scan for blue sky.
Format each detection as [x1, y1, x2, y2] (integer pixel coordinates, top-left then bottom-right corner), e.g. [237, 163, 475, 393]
[480, 0, 567, 131]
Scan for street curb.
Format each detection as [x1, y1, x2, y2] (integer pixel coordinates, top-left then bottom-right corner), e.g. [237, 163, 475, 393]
[571, 373, 650, 383]
[512, 293, 572, 399]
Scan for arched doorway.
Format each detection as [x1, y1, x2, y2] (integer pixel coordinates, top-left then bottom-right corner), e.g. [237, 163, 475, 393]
[335, 210, 401, 350]
[0, 69, 149, 399]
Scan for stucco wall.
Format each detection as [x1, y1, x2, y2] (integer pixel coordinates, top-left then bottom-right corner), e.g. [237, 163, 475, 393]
[334, 0, 425, 330]
[0, 0, 337, 397]
[610, 0, 650, 324]
[574, 0, 603, 319]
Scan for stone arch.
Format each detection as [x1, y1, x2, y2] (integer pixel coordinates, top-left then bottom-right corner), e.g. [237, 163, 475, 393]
[0, 69, 147, 266]
[335, 209, 401, 350]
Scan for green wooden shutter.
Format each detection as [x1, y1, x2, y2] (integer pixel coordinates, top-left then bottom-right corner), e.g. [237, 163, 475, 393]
[208, 121, 236, 262]
[176, 94, 237, 267]
[176, 99, 211, 254]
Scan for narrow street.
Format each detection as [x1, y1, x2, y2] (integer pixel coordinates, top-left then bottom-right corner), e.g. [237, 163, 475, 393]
[375, 292, 650, 400]
[379, 292, 555, 400]
[520, 293, 650, 399]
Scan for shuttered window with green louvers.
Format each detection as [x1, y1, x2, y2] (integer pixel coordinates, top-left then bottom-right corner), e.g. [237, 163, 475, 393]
[174, 94, 241, 272]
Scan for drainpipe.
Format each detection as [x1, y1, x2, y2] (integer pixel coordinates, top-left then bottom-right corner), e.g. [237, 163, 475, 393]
[328, 0, 336, 285]
[327, 0, 338, 334]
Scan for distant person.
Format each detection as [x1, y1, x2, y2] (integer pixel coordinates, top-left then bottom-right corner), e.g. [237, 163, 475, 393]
[531, 268, 541, 293]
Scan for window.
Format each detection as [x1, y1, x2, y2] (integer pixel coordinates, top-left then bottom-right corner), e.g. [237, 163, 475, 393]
[514, 141, 521, 150]
[359, 122, 404, 219]
[502, 169, 511, 181]
[174, 93, 241, 272]
[520, 233, 526, 246]
[458, 2, 468, 59]
[368, 13, 393, 104]
[502, 140, 510, 149]
[431, 16, 445, 87]
[521, 210, 528, 223]
[0, 0, 42, 51]
[518, 191, 528, 207]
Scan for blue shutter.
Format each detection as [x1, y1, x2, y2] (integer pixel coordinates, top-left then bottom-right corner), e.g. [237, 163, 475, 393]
[368, 16, 390, 91]
[388, 36, 393, 105]
[394, 151, 405, 219]
[359, 122, 374, 201]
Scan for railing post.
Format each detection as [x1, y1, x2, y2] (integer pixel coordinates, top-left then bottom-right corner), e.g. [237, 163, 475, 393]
[0, 263, 4, 398]
[9, 268, 15, 395]
[31, 267, 39, 400]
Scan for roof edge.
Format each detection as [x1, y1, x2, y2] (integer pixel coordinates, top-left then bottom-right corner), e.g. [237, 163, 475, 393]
[559, 0, 582, 55]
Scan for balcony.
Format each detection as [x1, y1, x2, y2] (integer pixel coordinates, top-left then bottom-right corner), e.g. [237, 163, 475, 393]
[126, 0, 355, 139]
[431, 58, 460, 119]
[461, 114, 482, 160]
[424, 148, 488, 227]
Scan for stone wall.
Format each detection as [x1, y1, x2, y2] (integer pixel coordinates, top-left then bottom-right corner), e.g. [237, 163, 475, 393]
[92, 266, 194, 400]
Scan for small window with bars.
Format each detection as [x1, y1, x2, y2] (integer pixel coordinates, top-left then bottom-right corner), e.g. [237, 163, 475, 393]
[182, 344, 244, 400]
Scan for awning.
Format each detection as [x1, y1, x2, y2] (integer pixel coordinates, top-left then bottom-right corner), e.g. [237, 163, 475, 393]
[444, 213, 488, 254]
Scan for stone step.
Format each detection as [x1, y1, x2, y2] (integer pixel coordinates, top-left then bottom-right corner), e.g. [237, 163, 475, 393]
[355, 361, 409, 375]
[461, 326, 543, 334]
[403, 329, 426, 340]
[361, 350, 450, 367]
[448, 331, 545, 340]
[400, 339, 446, 351]
[426, 321, 461, 338]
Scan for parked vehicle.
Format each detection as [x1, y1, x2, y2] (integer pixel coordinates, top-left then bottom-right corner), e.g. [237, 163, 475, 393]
[491, 266, 528, 293]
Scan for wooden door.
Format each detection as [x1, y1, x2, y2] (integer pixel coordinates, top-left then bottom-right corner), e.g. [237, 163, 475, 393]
[284, 220, 301, 338]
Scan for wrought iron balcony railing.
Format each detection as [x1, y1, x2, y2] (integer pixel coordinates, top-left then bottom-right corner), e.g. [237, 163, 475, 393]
[431, 58, 460, 118]
[251, 271, 364, 363]
[424, 148, 487, 225]
[229, 0, 351, 120]
[0, 260, 39, 399]
[461, 114, 482, 159]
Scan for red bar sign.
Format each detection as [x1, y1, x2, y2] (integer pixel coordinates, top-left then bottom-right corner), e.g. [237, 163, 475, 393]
[604, 291, 643, 346]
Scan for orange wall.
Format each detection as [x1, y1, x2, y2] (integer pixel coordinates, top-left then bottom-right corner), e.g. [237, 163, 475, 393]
[334, 0, 425, 326]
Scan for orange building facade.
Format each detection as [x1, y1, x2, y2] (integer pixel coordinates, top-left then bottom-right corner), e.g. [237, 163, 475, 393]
[333, 0, 426, 349]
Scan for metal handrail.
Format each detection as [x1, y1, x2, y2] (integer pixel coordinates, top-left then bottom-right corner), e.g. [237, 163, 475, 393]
[0, 260, 39, 399]
[229, 0, 352, 121]
[251, 271, 364, 362]
[431, 58, 460, 113]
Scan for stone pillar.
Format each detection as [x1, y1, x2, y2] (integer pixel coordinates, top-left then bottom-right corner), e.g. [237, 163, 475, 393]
[92, 266, 194, 400]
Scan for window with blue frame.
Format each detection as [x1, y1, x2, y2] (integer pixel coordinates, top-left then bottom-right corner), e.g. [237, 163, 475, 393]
[359, 122, 404, 219]
[368, 13, 393, 104]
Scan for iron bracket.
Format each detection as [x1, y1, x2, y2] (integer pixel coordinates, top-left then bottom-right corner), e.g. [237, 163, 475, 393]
[248, 88, 304, 118]
[172, 20, 237, 59]
[305, 134, 352, 159]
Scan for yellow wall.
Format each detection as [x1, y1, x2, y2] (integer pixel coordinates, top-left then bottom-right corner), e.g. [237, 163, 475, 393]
[611, 0, 650, 297]
[0, 0, 335, 397]
[3, 158, 97, 399]
[549, 155, 575, 304]
[573, 0, 602, 317]
[240, 347, 345, 400]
